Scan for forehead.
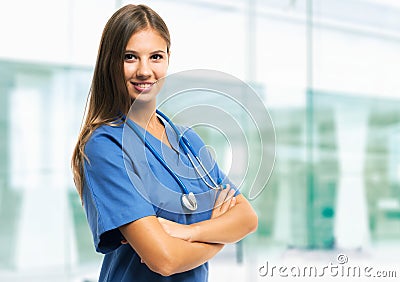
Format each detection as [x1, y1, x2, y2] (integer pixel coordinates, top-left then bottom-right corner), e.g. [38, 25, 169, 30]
[125, 28, 167, 50]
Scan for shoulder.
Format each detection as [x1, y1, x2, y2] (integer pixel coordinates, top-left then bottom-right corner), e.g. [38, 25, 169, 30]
[85, 124, 124, 165]
[85, 123, 124, 158]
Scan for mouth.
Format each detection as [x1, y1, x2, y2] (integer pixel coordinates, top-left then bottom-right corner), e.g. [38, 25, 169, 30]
[131, 81, 155, 93]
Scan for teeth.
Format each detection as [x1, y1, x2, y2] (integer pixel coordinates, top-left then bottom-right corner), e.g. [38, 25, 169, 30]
[135, 83, 152, 88]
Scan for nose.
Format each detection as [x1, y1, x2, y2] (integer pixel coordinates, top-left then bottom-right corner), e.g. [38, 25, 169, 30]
[136, 59, 151, 78]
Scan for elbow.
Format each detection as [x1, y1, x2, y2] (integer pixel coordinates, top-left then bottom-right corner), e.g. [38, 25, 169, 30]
[237, 197, 258, 237]
[230, 210, 258, 244]
[251, 213, 259, 233]
[151, 263, 175, 277]
[247, 210, 258, 234]
[146, 251, 180, 277]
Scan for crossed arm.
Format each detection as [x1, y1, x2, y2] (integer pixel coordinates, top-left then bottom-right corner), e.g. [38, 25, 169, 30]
[119, 186, 258, 276]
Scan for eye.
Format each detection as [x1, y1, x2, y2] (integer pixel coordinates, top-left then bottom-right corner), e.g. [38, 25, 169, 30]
[151, 54, 163, 60]
[124, 53, 137, 61]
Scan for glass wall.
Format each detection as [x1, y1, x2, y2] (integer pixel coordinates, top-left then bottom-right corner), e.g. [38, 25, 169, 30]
[1, 0, 399, 281]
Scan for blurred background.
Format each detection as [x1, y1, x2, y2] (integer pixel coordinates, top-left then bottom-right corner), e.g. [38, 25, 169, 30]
[0, 0, 399, 281]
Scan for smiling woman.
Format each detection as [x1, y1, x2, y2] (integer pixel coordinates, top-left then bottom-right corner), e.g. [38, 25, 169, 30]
[71, 4, 257, 282]
[123, 28, 169, 99]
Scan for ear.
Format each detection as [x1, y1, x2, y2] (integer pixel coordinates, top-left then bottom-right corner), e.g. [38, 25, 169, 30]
[167, 51, 171, 65]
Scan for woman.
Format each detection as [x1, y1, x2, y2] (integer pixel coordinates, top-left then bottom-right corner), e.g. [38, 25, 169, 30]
[71, 4, 258, 281]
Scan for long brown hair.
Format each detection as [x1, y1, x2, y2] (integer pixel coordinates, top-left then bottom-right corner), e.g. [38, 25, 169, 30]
[71, 4, 171, 199]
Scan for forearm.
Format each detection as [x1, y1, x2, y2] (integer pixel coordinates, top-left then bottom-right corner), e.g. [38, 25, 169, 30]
[157, 239, 223, 275]
[190, 195, 258, 244]
[119, 216, 223, 276]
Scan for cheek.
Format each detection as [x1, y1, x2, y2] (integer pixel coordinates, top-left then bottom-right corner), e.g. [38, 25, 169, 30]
[124, 64, 134, 79]
[155, 62, 169, 77]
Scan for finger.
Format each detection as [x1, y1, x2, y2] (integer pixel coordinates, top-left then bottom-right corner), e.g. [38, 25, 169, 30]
[224, 188, 235, 204]
[214, 187, 230, 209]
[157, 217, 169, 225]
[218, 187, 234, 210]
[219, 189, 236, 214]
[229, 196, 236, 209]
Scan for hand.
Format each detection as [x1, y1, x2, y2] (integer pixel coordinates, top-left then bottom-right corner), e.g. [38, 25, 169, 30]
[158, 217, 192, 241]
[211, 185, 236, 219]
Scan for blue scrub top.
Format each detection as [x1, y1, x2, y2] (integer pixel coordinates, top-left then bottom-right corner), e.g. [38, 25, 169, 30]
[82, 116, 237, 282]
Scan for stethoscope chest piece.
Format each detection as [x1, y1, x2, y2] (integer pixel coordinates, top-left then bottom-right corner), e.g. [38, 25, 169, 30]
[181, 192, 198, 211]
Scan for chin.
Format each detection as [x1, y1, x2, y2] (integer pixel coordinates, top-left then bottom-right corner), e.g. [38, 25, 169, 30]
[129, 92, 158, 104]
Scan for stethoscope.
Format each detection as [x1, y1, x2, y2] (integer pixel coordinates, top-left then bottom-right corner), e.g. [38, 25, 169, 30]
[124, 109, 223, 211]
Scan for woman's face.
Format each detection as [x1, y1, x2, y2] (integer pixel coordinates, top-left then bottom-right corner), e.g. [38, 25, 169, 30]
[124, 28, 169, 102]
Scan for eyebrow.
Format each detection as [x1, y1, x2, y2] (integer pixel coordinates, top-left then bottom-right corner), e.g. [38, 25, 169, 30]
[124, 49, 166, 54]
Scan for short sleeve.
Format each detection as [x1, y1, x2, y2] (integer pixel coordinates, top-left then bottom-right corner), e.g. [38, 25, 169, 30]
[82, 129, 156, 254]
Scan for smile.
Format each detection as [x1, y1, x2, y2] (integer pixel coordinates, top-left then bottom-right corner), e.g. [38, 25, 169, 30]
[131, 82, 155, 92]
[133, 82, 153, 88]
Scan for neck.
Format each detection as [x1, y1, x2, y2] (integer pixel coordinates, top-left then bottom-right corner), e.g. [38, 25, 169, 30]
[127, 100, 159, 129]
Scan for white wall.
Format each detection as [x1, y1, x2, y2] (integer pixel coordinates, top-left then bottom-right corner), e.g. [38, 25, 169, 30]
[0, 0, 114, 66]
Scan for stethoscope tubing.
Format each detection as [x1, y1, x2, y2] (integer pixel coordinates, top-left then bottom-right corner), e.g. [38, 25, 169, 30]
[125, 117, 191, 195]
[124, 109, 221, 198]
[155, 110, 220, 189]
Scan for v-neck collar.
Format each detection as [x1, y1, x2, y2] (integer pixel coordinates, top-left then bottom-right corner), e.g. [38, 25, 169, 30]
[158, 115, 180, 154]
[125, 113, 182, 155]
